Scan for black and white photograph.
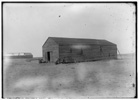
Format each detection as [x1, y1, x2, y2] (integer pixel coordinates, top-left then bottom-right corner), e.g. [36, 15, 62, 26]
[2, 2, 136, 98]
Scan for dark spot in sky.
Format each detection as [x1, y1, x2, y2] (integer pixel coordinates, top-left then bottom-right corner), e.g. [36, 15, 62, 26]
[59, 15, 61, 17]
[132, 83, 135, 87]
[130, 75, 131, 76]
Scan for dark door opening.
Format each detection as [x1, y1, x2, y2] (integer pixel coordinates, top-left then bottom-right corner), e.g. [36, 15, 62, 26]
[47, 52, 50, 61]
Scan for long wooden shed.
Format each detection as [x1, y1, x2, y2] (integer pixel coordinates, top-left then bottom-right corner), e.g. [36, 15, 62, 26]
[42, 37, 117, 63]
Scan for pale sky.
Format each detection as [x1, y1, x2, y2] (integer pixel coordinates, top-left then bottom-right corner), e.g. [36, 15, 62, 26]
[3, 3, 135, 57]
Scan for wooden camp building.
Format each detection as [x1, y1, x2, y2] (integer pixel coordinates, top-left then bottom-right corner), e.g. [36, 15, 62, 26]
[42, 37, 117, 63]
[4, 53, 33, 59]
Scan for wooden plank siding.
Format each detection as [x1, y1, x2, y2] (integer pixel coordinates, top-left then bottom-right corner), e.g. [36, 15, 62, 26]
[42, 37, 117, 63]
[42, 38, 59, 62]
[59, 45, 117, 62]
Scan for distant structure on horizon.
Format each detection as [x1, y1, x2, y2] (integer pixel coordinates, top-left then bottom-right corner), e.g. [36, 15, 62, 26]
[4, 52, 33, 59]
[42, 37, 117, 63]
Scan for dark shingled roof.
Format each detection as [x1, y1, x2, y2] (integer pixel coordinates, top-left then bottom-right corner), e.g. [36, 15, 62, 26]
[43, 37, 116, 46]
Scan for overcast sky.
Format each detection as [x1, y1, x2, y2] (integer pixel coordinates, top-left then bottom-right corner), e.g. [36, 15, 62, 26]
[3, 3, 135, 57]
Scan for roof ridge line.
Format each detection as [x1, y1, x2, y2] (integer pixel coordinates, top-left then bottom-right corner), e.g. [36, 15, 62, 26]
[49, 37, 105, 40]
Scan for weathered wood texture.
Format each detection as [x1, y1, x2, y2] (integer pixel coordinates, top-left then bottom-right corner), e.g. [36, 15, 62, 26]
[43, 37, 117, 63]
[42, 38, 59, 62]
[59, 44, 117, 62]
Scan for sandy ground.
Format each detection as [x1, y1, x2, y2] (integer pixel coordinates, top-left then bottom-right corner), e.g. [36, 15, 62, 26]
[3, 54, 136, 98]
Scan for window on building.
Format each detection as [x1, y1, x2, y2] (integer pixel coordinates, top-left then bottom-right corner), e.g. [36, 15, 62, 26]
[70, 49, 72, 53]
[109, 53, 111, 57]
[100, 46, 102, 51]
[80, 49, 83, 55]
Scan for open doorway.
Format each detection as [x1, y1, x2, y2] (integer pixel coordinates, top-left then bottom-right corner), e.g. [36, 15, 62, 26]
[47, 52, 50, 61]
